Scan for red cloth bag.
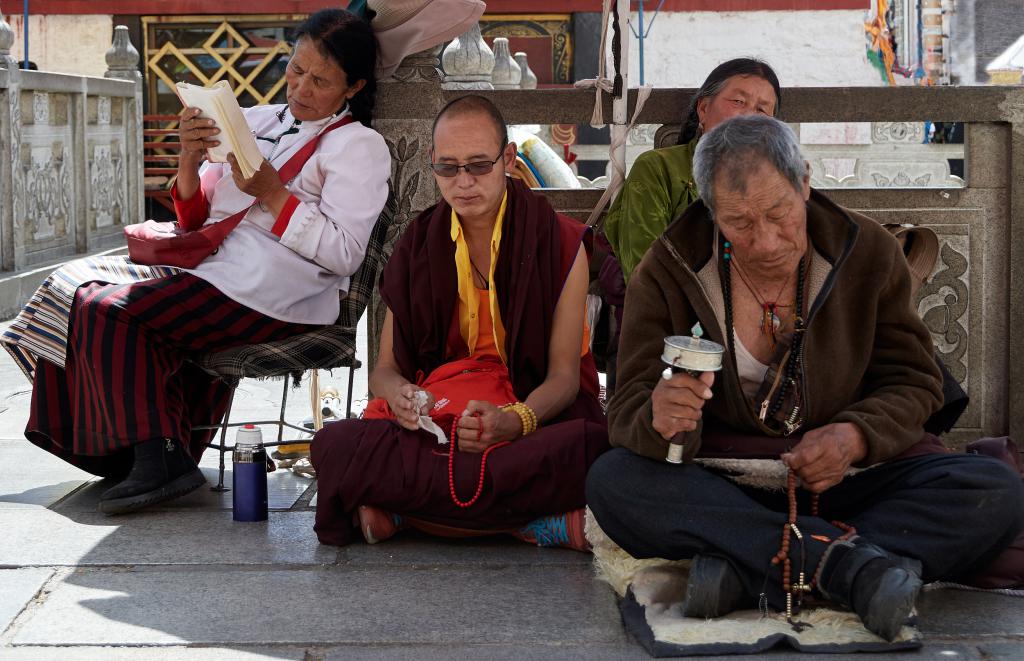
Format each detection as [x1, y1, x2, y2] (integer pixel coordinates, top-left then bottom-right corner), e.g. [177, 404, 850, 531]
[363, 357, 518, 435]
[124, 214, 247, 269]
[125, 115, 353, 269]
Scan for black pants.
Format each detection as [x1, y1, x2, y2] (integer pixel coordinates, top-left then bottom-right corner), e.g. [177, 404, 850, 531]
[586, 449, 1023, 609]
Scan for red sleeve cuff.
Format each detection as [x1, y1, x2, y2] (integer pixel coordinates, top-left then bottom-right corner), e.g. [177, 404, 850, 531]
[170, 182, 209, 231]
[271, 194, 301, 237]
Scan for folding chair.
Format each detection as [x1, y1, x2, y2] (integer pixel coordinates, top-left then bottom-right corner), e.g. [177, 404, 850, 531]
[192, 188, 398, 490]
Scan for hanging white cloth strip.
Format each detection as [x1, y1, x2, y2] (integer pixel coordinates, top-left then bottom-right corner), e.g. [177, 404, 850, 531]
[574, 0, 654, 228]
[584, 85, 652, 228]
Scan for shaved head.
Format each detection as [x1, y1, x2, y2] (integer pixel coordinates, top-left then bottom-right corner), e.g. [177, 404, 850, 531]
[432, 94, 508, 149]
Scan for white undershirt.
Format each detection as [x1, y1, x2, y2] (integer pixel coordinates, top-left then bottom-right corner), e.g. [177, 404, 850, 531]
[181, 105, 391, 325]
[733, 330, 770, 400]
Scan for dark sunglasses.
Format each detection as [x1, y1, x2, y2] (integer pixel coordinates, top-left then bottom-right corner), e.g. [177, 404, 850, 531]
[430, 145, 506, 178]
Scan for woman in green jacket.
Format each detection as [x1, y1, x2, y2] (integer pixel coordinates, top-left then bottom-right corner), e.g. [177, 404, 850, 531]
[604, 59, 781, 281]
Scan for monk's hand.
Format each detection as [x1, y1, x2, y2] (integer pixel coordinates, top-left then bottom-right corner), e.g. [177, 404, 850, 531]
[227, 154, 290, 218]
[178, 107, 219, 163]
[782, 422, 868, 493]
[651, 371, 714, 441]
[388, 384, 434, 432]
[456, 400, 520, 452]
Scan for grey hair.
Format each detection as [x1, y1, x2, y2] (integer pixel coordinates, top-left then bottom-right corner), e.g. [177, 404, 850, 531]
[692, 115, 806, 216]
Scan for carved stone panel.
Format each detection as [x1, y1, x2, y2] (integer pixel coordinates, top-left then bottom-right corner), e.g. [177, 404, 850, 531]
[89, 141, 125, 229]
[807, 148, 964, 189]
[98, 97, 111, 125]
[917, 236, 970, 387]
[834, 202, 993, 440]
[628, 124, 658, 146]
[23, 141, 71, 242]
[871, 122, 925, 144]
[376, 120, 438, 247]
[32, 92, 49, 124]
[6, 79, 24, 270]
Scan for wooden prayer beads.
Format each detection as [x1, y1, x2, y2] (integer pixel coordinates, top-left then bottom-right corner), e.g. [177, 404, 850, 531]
[773, 469, 858, 622]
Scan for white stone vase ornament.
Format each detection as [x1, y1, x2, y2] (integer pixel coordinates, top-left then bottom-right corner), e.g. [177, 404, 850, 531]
[0, 2, 18, 69]
[441, 22, 494, 90]
[105, 25, 139, 72]
[491, 37, 521, 89]
[514, 52, 538, 89]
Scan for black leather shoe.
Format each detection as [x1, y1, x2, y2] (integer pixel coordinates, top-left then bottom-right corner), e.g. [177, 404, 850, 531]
[681, 554, 749, 618]
[98, 438, 205, 515]
[818, 539, 922, 641]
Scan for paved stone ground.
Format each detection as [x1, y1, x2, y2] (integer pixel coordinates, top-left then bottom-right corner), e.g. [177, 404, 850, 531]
[1, 319, 1023, 659]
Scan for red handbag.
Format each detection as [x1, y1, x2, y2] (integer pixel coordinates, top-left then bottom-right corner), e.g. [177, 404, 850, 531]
[125, 114, 354, 269]
[363, 357, 518, 435]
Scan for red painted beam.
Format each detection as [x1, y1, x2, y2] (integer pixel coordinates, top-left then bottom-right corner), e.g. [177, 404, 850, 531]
[484, 1, 869, 10]
[0, 1, 872, 15]
[1, 1, 324, 14]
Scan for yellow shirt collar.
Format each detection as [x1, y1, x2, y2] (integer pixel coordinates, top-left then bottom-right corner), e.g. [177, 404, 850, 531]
[450, 191, 509, 362]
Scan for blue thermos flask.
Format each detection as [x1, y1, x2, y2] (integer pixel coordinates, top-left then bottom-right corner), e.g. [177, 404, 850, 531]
[232, 424, 268, 522]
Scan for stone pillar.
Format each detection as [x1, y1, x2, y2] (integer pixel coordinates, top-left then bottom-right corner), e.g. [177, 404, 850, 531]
[0, 3, 22, 270]
[367, 46, 445, 375]
[491, 38, 521, 90]
[441, 23, 494, 90]
[104, 25, 144, 229]
[515, 52, 538, 90]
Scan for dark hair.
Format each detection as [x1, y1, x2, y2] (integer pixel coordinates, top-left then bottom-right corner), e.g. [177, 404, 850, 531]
[293, 8, 378, 127]
[432, 95, 508, 148]
[676, 58, 781, 145]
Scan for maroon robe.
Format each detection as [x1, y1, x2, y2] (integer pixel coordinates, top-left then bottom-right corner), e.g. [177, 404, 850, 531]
[311, 180, 609, 546]
[382, 177, 601, 410]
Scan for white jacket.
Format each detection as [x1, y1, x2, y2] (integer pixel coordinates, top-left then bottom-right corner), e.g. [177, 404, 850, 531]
[183, 104, 391, 325]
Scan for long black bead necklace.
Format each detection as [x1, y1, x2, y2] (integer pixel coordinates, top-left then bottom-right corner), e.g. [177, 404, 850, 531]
[722, 238, 808, 431]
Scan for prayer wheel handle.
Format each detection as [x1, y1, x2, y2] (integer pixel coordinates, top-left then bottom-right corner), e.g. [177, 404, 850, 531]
[660, 366, 698, 464]
[661, 327, 725, 464]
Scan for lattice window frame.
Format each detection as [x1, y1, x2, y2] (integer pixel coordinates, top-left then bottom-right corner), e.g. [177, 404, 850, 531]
[142, 14, 305, 116]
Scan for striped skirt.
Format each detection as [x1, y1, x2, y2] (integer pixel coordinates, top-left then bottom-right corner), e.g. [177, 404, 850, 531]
[3, 257, 314, 476]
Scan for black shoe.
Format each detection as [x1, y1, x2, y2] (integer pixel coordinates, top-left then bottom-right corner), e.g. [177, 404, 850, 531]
[818, 539, 922, 641]
[98, 438, 206, 515]
[681, 554, 748, 618]
[852, 559, 922, 641]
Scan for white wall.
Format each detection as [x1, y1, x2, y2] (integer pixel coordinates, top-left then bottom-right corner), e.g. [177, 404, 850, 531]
[5, 15, 113, 77]
[630, 10, 882, 88]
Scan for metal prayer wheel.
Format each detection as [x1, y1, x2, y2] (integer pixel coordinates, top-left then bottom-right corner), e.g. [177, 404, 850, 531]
[660, 326, 724, 464]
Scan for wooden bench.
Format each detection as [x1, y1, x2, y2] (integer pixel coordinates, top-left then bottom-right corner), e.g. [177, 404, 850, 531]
[143, 114, 181, 213]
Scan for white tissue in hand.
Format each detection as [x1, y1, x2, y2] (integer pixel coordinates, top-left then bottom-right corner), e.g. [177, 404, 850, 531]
[412, 390, 447, 445]
[420, 417, 447, 445]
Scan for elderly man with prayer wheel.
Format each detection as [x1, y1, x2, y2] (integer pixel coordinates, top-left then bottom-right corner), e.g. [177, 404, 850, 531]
[586, 115, 1023, 641]
[311, 95, 608, 550]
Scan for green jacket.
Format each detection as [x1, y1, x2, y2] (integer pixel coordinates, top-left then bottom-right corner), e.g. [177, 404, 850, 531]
[607, 190, 943, 466]
[603, 141, 699, 281]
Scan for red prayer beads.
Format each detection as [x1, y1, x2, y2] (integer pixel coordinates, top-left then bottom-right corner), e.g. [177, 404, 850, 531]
[448, 413, 510, 508]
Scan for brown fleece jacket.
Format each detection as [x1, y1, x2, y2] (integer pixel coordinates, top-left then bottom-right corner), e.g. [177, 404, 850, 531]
[607, 189, 943, 466]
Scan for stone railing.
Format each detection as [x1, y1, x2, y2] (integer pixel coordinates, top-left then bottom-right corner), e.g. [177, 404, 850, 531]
[0, 18, 143, 273]
[374, 46, 1024, 445]
[438, 26, 964, 190]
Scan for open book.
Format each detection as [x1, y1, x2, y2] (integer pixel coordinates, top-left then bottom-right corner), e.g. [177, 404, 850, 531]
[175, 81, 263, 179]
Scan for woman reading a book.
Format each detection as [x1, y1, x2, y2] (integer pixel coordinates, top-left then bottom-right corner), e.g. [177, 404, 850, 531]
[0, 8, 390, 514]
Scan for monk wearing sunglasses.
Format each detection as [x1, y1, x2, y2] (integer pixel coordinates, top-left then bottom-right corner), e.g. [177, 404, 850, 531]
[311, 95, 609, 549]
